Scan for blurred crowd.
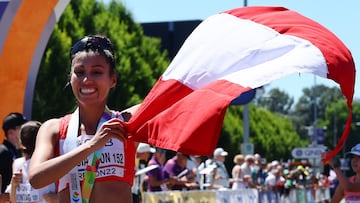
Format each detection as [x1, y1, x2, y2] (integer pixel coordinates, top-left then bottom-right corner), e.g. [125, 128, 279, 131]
[132, 144, 338, 202]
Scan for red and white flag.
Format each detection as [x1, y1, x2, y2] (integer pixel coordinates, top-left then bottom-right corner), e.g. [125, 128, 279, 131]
[126, 6, 355, 162]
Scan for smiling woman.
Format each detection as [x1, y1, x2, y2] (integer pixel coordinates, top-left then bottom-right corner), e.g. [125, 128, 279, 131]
[28, 35, 139, 203]
[325, 144, 360, 203]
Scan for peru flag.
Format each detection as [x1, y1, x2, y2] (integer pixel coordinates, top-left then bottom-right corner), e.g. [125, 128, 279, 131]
[126, 6, 355, 161]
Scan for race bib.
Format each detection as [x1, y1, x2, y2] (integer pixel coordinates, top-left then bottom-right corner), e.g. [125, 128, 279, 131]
[345, 195, 360, 203]
[16, 183, 40, 203]
[76, 135, 125, 180]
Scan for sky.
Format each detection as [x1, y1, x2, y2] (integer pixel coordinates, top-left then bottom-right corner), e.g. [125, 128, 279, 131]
[106, 0, 359, 102]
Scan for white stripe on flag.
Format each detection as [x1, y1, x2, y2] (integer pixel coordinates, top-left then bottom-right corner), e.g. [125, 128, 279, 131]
[163, 13, 328, 90]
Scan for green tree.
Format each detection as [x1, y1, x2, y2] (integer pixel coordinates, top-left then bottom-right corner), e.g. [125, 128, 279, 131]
[294, 85, 343, 126]
[256, 88, 294, 115]
[221, 104, 307, 168]
[324, 99, 360, 152]
[292, 85, 343, 140]
[32, 0, 169, 121]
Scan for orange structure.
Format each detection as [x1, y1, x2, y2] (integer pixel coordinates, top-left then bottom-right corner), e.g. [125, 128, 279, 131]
[0, 0, 69, 142]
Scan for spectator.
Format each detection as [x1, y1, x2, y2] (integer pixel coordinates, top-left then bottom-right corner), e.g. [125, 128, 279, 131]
[147, 148, 168, 192]
[282, 169, 295, 198]
[269, 160, 280, 174]
[252, 154, 261, 181]
[264, 168, 285, 202]
[294, 165, 309, 188]
[254, 153, 261, 163]
[6, 121, 57, 203]
[163, 152, 198, 190]
[231, 154, 245, 190]
[197, 156, 216, 190]
[187, 155, 202, 187]
[208, 148, 230, 189]
[240, 155, 255, 178]
[0, 112, 27, 200]
[252, 157, 268, 188]
[132, 143, 155, 203]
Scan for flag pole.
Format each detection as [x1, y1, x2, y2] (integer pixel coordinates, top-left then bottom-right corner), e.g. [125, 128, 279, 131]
[242, 0, 250, 155]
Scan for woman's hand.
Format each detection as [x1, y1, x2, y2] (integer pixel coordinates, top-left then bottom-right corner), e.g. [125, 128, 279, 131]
[89, 118, 127, 151]
[9, 170, 23, 203]
[10, 169, 23, 189]
[321, 152, 340, 169]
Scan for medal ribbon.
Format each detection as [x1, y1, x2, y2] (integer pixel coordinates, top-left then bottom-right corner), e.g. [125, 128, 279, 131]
[64, 106, 120, 203]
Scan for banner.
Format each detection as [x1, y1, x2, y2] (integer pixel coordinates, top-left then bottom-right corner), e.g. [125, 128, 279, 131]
[216, 189, 258, 203]
[143, 188, 330, 203]
[143, 190, 216, 203]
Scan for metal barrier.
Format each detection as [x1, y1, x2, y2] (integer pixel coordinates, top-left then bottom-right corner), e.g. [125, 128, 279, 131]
[143, 187, 331, 203]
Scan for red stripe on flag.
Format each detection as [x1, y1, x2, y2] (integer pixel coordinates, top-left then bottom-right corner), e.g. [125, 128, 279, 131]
[127, 78, 251, 156]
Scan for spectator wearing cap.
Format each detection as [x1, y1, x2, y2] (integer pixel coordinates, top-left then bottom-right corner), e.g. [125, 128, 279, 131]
[0, 112, 27, 195]
[264, 167, 285, 202]
[325, 143, 360, 203]
[137, 143, 155, 159]
[208, 148, 230, 189]
[132, 143, 155, 203]
[294, 165, 309, 188]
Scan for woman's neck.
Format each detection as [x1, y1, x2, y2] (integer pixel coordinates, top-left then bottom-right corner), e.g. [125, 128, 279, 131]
[78, 104, 108, 135]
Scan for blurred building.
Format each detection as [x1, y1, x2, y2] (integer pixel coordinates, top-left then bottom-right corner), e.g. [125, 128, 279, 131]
[141, 20, 202, 59]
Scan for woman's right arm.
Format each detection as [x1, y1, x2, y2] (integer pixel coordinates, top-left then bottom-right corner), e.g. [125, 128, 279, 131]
[330, 181, 344, 203]
[328, 156, 360, 192]
[29, 119, 93, 189]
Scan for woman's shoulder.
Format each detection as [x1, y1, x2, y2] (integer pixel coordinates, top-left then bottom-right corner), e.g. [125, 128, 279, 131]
[232, 164, 242, 170]
[38, 117, 63, 139]
[41, 117, 62, 130]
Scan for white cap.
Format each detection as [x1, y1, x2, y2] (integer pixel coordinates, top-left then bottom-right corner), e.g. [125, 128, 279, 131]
[271, 160, 279, 167]
[213, 147, 228, 156]
[245, 155, 255, 161]
[137, 143, 155, 153]
[254, 153, 261, 161]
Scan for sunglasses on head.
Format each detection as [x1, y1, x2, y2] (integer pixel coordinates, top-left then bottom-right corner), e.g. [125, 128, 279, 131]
[70, 36, 114, 60]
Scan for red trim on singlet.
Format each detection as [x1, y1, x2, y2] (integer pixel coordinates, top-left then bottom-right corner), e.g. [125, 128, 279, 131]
[55, 114, 136, 192]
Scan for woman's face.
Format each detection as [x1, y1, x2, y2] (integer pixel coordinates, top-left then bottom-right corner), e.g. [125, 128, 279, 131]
[351, 155, 360, 172]
[70, 51, 116, 106]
